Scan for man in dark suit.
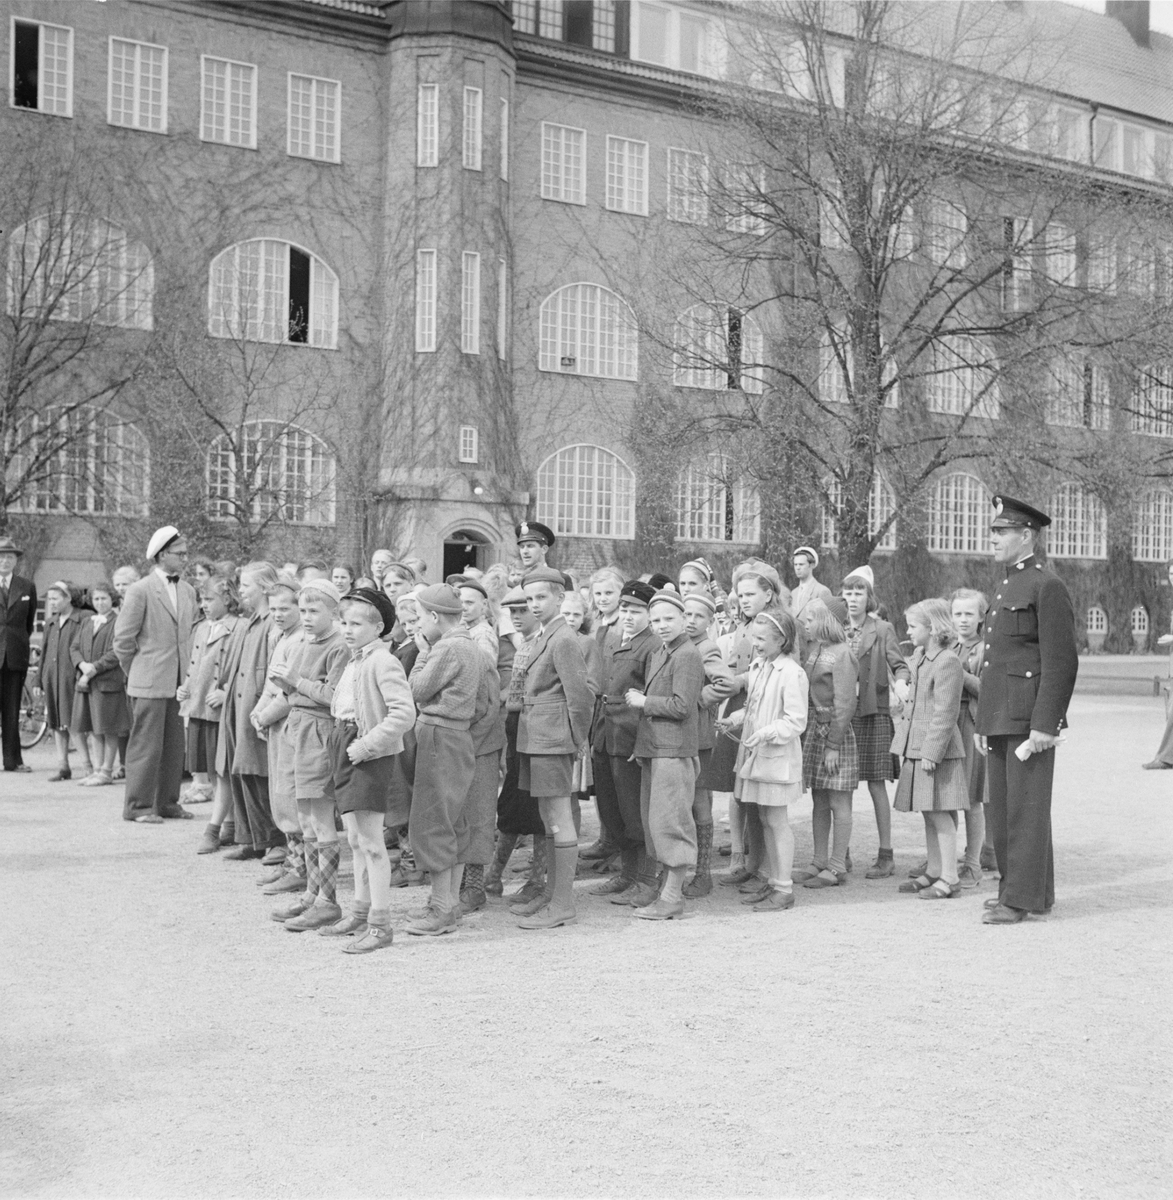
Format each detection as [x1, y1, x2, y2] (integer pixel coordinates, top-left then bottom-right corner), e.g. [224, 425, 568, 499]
[976, 496, 1079, 925]
[113, 526, 199, 823]
[0, 536, 37, 772]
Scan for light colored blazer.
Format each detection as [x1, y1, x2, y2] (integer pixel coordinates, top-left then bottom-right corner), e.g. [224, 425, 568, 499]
[180, 616, 239, 721]
[739, 654, 809, 782]
[349, 642, 416, 762]
[517, 616, 594, 756]
[891, 643, 965, 763]
[113, 572, 199, 699]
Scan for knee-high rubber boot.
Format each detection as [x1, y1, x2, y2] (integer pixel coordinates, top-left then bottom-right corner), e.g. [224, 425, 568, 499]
[511, 835, 554, 916]
[684, 822, 714, 898]
[518, 841, 578, 929]
[484, 832, 517, 897]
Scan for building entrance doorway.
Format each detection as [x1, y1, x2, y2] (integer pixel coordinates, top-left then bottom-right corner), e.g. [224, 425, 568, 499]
[442, 529, 486, 578]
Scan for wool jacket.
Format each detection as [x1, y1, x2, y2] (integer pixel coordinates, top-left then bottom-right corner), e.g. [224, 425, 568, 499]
[846, 614, 911, 718]
[410, 625, 481, 730]
[738, 654, 809, 783]
[113, 571, 199, 699]
[470, 648, 507, 755]
[633, 632, 705, 759]
[577, 630, 605, 697]
[251, 627, 304, 728]
[517, 615, 594, 756]
[71, 616, 125, 694]
[344, 640, 416, 762]
[891, 643, 966, 763]
[691, 632, 736, 752]
[216, 610, 272, 776]
[591, 624, 657, 756]
[803, 641, 858, 748]
[180, 616, 239, 721]
[40, 608, 86, 713]
[951, 637, 984, 725]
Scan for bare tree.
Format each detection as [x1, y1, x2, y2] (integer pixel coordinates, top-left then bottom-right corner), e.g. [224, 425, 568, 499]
[632, 0, 1173, 568]
[0, 122, 153, 530]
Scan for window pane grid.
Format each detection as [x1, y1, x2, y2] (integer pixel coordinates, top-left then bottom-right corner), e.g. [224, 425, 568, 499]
[593, 0, 617, 51]
[929, 473, 988, 553]
[40, 24, 72, 116]
[541, 123, 586, 204]
[417, 84, 439, 167]
[675, 454, 760, 543]
[109, 39, 165, 131]
[821, 476, 896, 551]
[1133, 490, 1173, 562]
[463, 87, 483, 170]
[415, 249, 437, 352]
[606, 137, 649, 215]
[461, 251, 481, 354]
[201, 57, 255, 147]
[927, 338, 999, 419]
[289, 75, 338, 162]
[668, 148, 709, 224]
[1049, 483, 1106, 559]
[1132, 365, 1173, 437]
[537, 444, 635, 539]
[539, 283, 637, 380]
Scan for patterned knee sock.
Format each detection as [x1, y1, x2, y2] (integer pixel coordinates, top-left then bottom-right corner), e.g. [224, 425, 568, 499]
[302, 838, 320, 902]
[464, 863, 485, 892]
[286, 833, 305, 879]
[317, 842, 341, 904]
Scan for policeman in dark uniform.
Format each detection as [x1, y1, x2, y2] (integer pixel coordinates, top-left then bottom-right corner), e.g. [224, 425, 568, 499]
[976, 496, 1078, 925]
[515, 521, 555, 573]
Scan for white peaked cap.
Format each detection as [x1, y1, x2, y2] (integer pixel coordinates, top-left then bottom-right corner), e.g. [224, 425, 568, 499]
[843, 563, 875, 589]
[146, 525, 181, 560]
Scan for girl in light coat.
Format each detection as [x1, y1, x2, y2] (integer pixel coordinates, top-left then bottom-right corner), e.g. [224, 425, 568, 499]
[720, 608, 808, 912]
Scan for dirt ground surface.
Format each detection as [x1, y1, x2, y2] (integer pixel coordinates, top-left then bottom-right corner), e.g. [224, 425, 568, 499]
[2, 691, 1171, 1199]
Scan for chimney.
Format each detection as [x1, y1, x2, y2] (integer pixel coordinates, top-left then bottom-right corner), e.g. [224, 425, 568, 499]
[1106, 0, 1150, 47]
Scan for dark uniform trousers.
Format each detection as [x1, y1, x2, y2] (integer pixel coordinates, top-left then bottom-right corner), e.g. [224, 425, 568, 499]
[985, 736, 1055, 914]
[591, 752, 645, 852]
[1, 665, 27, 770]
[122, 697, 185, 819]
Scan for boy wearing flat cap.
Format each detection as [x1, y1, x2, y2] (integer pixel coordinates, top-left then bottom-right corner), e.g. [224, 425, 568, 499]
[976, 495, 1078, 925]
[406, 583, 484, 936]
[512, 565, 594, 929]
[625, 590, 706, 920]
[589, 580, 660, 904]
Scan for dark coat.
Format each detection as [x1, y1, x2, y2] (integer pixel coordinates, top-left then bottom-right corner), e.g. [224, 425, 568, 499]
[591, 624, 657, 757]
[0, 573, 37, 671]
[633, 633, 705, 759]
[849, 614, 911, 717]
[216, 611, 273, 776]
[891, 643, 965, 763]
[39, 609, 86, 726]
[976, 554, 1078, 737]
[692, 633, 736, 752]
[516, 616, 594, 756]
[71, 616, 125, 692]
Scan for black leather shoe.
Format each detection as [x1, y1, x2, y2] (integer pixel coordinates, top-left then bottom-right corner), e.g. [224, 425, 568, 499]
[158, 805, 194, 820]
[222, 845, 264, 861]
[982, 903, 1027, 924]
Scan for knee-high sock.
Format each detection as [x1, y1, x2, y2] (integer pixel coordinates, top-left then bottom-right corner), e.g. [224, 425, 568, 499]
[811, 798, 831, 869]
[302, 838, 320, 903]
[551, 841, 578, 913]
[762, 808, 794, 892]
[285, 832, 305, 880]
[317, 842, 340, 904]
[963, 805, 985, 871]
[828, 794, 853, 875]
[929, 812, 959, 885]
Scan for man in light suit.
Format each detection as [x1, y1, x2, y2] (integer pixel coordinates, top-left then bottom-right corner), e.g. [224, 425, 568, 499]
[0, 535, 37, 773]
[113, 526, 199, 823]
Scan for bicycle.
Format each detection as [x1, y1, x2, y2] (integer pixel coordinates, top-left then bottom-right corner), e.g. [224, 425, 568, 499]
[19, 645, 48, 751]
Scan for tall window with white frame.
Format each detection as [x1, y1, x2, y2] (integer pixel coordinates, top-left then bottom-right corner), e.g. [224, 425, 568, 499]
[201, 56, 256, 148]
[1049, 482, 1106, 560]
[606, 136, 649, 215]
[497, 257, 508, 360]
[416, 249, 437, 353]
[463, 86, 483, 171]
[1131, 365, 1173, 437]
[458, 425, 479, 464]
[12, 19, 73, 116]
[288, 74, 340, 163]
[538, 283, 638, 380]
[461, 251, 481, 355]
[667, 148, 709, 224]
[499, 96, 509, 181]
[108, 38, 167, 132]
[417, 83, 439, 167]
[541, 123, 586, 204]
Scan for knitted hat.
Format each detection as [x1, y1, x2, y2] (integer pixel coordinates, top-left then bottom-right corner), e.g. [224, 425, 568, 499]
[416, 583, 463, 615]
[646, 573, 676, 592]
[299, 578, 342, 605]
[825, 596, 850, 627]
[680, 558, 713, 582]
[346, 586, 396, 636]
[619, 580, 656, 608]
[683, 592, 717, 614]
[649, 589, 685, 612]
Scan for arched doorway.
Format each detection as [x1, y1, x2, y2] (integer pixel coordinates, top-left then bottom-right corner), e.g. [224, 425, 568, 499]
[443, 528, 487, 578]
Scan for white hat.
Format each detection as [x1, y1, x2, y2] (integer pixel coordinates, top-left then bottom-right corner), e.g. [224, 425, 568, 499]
[843, 563, 875, 589]
[146, 525, 181, 560]
[793, 546, 820, 568]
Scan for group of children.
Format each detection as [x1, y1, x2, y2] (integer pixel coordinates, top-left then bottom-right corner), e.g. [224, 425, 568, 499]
[45, 527, 999, 951]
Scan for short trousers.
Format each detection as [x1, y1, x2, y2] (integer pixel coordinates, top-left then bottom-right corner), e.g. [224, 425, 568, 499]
[518, 752, 574, 798]
[328, 721, 395, 815]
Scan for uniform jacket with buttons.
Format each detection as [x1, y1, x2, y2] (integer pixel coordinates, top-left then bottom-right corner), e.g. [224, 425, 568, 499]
[591, 624, 657, 756]
[891, 642, 966, 763]
[976, 554, 1078, 737]
[0, 573, 36, 671]
[633, 632, 705, 759]
[517, 615, 594, 756]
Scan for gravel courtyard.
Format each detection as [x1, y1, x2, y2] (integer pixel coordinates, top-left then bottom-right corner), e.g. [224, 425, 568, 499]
[2, 691, 1170, 1199]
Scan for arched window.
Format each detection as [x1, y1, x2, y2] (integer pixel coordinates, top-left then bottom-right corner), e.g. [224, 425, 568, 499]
[675, 454, 760, 543]
[538, 283, 637, 380]
[9, 405, 149, 516]
[818, 323, 899, 408]
[206, 421, 336, 526]
[821, 474, 896, 551]
[7, 215, 153, 330]
[536, 444, 634, 539]
[208, 239, 338, 348]
[1086, 605, 1108, 635]
[1131, 604, 1150, 637]
[674, 304, 764, 394]
[1132, 489, 1173, 562]
[926, 336, 999, 418]
[1049, 482, 1106, 559]
[929, 472, 989, 553]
